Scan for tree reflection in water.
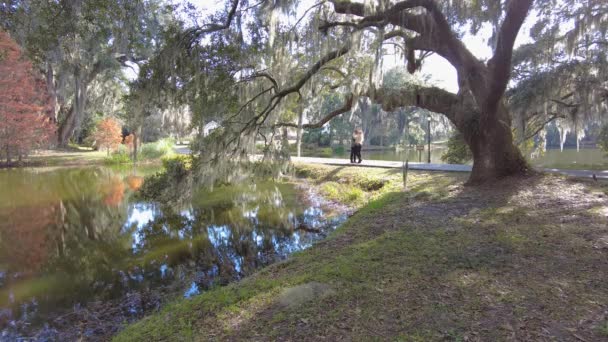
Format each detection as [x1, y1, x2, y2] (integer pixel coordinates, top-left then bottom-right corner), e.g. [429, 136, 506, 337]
[0, 167, 346, 339]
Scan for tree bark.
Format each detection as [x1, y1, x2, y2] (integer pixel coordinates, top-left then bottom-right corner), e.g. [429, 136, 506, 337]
[296, 110, 303, 157]
[57, 66, 97, 147]
[459, 104, 528, 184]
[133, 125, 142, 162]
[57, 105, 76, 147]
[45, 62, 59, 122]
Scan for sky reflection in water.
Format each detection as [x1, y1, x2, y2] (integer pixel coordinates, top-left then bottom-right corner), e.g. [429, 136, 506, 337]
[0, 166, 346, 337]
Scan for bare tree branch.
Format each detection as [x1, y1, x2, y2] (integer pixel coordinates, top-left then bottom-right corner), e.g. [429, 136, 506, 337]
[523, 113, 565, 141]
[244, 43, 353, 131]
[320, 66, 348, 79]
[182, 0, 240, 47]
[289, 1, 326, 33]
[551, 98, 579, 108]
[274, 94, 354, 129]
[248, 71, 279, 90]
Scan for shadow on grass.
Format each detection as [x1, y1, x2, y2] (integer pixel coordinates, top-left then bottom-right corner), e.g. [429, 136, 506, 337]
[115, 171, 608, 341]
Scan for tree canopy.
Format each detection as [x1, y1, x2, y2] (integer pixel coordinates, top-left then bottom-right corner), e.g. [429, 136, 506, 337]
[2, 0, 606, 181]
[135, 0, 536, 182]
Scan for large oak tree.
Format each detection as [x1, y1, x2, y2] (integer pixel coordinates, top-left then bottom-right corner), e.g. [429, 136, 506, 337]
[120, 0, 541, 183]
[322, 0, 533, 183]
[189, 0, 535, 183]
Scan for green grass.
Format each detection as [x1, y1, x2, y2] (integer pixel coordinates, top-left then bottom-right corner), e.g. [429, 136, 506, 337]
[598, 321, 608, 337]
[25, 149, 107, 167]
[17, 138, 179, 168]
[115, 164, 608, 341]
[319, 181, 364, 205]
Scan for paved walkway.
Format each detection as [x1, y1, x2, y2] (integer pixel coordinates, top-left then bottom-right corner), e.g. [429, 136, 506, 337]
[292, 156, 608, 180]
[174, 146, 607, 180]
[292, 156, 471, 172]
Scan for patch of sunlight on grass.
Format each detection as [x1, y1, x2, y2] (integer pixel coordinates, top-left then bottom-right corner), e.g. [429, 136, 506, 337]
[320, 182, 365, 205]
[589, 205, 608, 217]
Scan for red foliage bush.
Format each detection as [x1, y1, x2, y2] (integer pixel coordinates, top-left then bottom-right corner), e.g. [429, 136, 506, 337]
[92, 117, 122, 155]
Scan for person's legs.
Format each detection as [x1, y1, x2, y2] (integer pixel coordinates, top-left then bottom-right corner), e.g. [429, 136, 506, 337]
[350, 145, 355, 163]
[356, 144, 362, 163]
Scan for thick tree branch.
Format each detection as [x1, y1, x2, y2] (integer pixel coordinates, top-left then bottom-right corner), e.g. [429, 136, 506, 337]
[274, 85, 462, 130]
[370, 86, 460, 123]
[329, 0, 478, 75]
[329, 0, 431, 35]
[486, 0, 534, 109]
[243, 42, 353, 131]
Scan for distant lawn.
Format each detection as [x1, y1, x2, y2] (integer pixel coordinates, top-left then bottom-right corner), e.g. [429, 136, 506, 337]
[22, 149, 107, 167]
[538, 162, 608, 171]
[9, 140, 180, 168]
[115, 164, 608, 341]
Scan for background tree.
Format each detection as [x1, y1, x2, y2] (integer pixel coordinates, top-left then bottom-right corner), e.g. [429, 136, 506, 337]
[441, 132, 473, 164]
[1, 0, 171, 146]
[91, 117, 122, 156]
[0, 30, 54, 164]
[508, 0, 608, 152]
[598, 124, 608, 154]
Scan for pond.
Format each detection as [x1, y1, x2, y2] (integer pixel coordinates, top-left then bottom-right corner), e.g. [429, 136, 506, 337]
[304, 147, 608, 169]
[0, 166, 346, 340]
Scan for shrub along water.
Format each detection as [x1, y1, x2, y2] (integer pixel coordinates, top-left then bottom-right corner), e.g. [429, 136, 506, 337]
[104, 138, 176, 165]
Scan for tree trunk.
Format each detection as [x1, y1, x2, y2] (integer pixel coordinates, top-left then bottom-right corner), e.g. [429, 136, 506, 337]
[397, 109, 407, 143]
[461, 105, 528, 184]
[133, 125, 142, 162]
[57, 105, 76, 147]
[45, 62, 59, 122]
[427, 117, 431, 163]
[57, 69, 89, 147]
[296, 111, 303, 157]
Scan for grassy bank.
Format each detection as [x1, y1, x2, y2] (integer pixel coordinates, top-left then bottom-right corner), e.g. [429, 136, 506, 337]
[20, 148, 107, 167]
[6, 139, 178, 168]
[116, 164, 608, 341]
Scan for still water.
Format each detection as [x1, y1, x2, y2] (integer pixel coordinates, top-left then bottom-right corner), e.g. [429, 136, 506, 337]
[312, 147, 607, 169]
[0, 166, 346, 340]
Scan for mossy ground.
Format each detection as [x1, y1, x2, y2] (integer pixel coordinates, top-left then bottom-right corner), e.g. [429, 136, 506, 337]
[116, 164, 608, 341]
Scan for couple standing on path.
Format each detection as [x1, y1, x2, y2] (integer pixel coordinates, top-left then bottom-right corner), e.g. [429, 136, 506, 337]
[350, 128, 364, 164]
